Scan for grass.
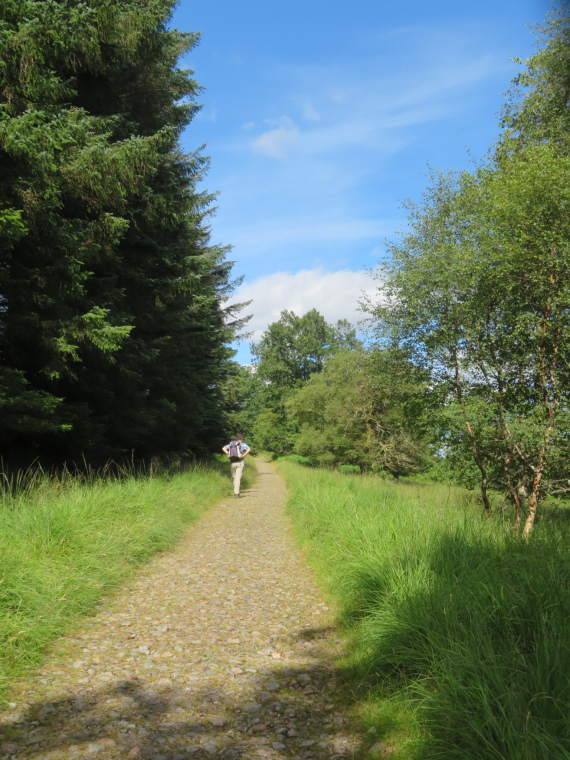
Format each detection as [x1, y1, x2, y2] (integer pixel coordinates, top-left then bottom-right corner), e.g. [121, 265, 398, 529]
[278, 461, 570, 760]
[0, 457, 254, 698]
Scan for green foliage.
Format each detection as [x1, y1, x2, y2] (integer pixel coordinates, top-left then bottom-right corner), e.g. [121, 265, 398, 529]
[370, 6, 570, 530]
[280, 453, 312, 466]
[251, 406, 291, 455]
[240, 310, 361, 455]
[375, 149, 570, 524]
[499, 3, 570, 154]
[280, 461, 570, 760]
[0, 368, 69, 439]
[251, 309, 360, 389]
[241, 311, 429, 471]
[0, 0, 243, 463]
[337, 464, 361, 474]
[0, 459, 233, 694]
[287, 348, 431, 476]
[221, 362, 266, 442]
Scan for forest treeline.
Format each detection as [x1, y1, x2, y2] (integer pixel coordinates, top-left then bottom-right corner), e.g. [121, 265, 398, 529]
[1, 2, 569, 536]
[0, 0, 248, 464]
[231, 7, 570, 534]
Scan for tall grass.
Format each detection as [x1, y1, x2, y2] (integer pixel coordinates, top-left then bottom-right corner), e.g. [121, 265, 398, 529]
[0, 458, 251, 696]
[278, 461, 570, 760]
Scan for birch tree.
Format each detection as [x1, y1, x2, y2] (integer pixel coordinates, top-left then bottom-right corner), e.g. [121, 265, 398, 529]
[371, 6, 570, 532]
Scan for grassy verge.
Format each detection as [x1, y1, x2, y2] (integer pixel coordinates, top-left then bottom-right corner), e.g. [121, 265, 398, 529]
[0, 457, 254, 698]
[278, 460, 570, 760]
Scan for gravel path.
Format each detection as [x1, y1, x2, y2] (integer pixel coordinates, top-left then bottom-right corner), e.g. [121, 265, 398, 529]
[0, 459, 358, 760]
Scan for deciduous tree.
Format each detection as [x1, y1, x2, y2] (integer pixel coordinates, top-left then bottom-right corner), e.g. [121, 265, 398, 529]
[247, 310, 360, 453]
[370, 5, 570, 532]
[287, 348, 431, 476]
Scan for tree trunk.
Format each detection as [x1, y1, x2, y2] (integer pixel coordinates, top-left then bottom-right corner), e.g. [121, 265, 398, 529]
[523, 254, 561, 537]
[479, 471, 491, 513]
[504, 448, 521, 530]
[453, 356, 491, 511]
[523, 470, 542, 536]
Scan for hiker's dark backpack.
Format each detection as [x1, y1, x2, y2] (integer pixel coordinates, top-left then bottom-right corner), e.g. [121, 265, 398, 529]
[228, 440, 243, 463]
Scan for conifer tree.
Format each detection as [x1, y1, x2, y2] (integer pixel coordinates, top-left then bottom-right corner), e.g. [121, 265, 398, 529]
[0, 0, 242, 461]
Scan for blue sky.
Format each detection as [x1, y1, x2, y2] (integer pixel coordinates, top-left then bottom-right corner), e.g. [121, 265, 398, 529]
[171, 0, 551, 362]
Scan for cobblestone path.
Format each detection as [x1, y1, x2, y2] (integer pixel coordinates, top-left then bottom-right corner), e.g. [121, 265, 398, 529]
[1, 460, 357, 760]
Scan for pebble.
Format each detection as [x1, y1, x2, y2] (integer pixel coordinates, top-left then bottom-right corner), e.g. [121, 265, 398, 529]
[208, 716, 228, 727]
[0, 461, 360, 759]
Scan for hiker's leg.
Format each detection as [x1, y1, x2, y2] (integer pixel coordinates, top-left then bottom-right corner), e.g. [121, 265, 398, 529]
[231, 461, 244, 495]
[232, 461, 244, 495]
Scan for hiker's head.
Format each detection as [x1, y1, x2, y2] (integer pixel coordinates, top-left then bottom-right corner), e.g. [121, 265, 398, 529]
[236, 434, 243, 441]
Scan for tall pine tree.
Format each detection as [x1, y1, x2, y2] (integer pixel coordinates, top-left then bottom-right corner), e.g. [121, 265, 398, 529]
[0, 0, 243, 462]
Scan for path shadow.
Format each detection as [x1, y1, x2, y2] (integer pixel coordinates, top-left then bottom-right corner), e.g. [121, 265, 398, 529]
[0, 626, 391, 760]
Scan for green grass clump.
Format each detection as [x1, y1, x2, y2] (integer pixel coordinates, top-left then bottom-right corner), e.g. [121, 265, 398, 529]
[0, 458, 248, 696]
[279, 453, 312, 466]
[278, 461, 570, 760]
[337, 464, 361, 475]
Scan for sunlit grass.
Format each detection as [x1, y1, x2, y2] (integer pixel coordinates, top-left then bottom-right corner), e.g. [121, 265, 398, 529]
[278, 461, 570, 760]
[0, 457, 254, 698]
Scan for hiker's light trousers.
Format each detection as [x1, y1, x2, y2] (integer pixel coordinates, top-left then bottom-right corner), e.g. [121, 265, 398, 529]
[231, 460, 245, 495]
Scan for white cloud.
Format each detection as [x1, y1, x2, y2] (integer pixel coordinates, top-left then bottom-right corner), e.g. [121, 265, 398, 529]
[231, 267, 381, 342]
[302, 102, 320, 122]
[251, 116, 300, 158]
[246, 48, 500, 164]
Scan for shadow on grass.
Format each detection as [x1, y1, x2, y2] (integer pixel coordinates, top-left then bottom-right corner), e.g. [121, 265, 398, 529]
[538, 502, 570, 527]
[335, 528, 570, 760]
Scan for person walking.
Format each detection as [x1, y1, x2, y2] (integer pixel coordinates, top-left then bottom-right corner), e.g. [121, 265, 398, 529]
[222, 434, 251, 498]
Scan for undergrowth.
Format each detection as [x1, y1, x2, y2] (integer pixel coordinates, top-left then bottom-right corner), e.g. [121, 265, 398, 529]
[278, 461, 570, 760]
[0, 457, 253, 699]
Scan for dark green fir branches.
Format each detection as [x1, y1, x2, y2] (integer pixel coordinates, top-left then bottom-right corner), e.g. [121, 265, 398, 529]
[0, 0, 242, 462]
